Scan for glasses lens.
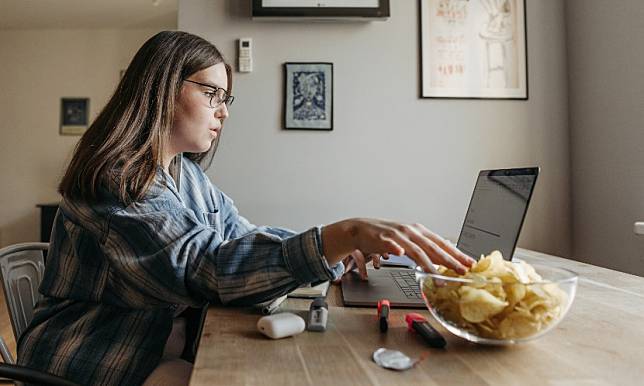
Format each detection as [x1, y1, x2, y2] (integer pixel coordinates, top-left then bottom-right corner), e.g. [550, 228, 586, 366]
[206, 87, 233, 108]
[208, 88, 224, 108]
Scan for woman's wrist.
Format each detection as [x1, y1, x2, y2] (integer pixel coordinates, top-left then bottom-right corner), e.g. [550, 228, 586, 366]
[321, 219, 357, 265]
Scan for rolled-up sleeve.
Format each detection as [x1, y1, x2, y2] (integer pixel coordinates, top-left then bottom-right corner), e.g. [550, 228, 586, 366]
[101, 193, 342, 308]
[283, 226, 342, 284]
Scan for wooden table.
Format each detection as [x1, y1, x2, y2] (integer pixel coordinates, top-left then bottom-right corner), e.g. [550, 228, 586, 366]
[190, 249, 644, 386]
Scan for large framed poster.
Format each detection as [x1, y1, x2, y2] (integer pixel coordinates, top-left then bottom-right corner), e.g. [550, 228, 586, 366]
[420, 0, 528, 99]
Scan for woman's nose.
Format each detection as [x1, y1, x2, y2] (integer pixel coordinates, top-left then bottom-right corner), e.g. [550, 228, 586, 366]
[215, 103, 229, 120]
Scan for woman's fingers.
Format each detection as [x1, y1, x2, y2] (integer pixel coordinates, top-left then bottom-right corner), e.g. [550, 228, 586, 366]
[388, 231, 437, 274]
[370, 254, 381, 269]
[386, 224, 469, 274]
[340, 254, 353, 274]
[416, 224, 476, 266]
[378, 236, 405, 257]
[351, 249, 369, 280]
[427, 240, 468, 274]
[443, 239, 476, 266]
[406, 230, 467, 274]
[348, 219, 476, 276]
[344, 258, 355, 273]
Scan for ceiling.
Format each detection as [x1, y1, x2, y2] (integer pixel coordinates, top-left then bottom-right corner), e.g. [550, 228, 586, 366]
[0, 0, 178, 29]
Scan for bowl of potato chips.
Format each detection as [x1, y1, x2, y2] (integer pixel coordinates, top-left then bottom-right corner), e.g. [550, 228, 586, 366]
[417, 251, 577, 345]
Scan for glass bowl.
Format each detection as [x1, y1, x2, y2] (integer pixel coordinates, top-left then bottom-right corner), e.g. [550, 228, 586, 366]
[415, 261, 578, 345]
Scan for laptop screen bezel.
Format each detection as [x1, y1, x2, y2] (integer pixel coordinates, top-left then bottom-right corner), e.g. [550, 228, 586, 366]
[456, 167, 540, 261]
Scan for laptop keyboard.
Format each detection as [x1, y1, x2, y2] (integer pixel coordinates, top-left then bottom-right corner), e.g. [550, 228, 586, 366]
[389, 271, 422, 299]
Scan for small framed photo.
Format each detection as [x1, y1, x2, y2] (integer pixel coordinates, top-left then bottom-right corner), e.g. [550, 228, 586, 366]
[284, 62, 333, 130]
[419, 0, 528, 99]
[60, 98, 89, 135]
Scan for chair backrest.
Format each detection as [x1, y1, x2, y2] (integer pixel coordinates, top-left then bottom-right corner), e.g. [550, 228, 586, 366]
[0, 242, 48, 340]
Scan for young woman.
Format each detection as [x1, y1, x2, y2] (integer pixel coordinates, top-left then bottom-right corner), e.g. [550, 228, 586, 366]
[17, 31, 474, 386]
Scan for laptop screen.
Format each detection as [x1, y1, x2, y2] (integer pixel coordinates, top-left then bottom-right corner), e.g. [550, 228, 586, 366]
[456, 167, 539, 261]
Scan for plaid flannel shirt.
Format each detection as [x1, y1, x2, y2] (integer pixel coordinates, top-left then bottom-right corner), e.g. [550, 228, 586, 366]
[17, 155, 342, 385]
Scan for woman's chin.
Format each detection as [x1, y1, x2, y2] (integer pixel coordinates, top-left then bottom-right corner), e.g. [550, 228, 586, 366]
[186, 143, 212, 154]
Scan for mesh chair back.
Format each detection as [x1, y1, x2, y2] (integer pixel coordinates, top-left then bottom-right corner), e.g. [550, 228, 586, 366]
[0, 243, 48, 340]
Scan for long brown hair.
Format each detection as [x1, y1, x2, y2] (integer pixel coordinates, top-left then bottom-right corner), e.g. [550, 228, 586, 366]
[59, 30, 232, 205]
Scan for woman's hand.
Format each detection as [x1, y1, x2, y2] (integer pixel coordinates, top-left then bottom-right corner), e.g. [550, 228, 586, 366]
[336, 249, 389, 281]
[322, 218, 475, 278]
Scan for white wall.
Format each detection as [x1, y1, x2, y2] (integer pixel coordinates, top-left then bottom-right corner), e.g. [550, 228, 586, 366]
[179, 0, 572, 257]
[565, 0, 644, 275]
[0, 29, 170, 246]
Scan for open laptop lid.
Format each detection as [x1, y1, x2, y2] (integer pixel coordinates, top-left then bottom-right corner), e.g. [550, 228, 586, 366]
[456, 167, 539, 261]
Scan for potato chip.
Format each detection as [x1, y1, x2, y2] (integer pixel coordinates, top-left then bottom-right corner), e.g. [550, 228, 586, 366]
[422, 251, 568, 340]
[505, 283, 526, 306]
[458, 286, 508, 323]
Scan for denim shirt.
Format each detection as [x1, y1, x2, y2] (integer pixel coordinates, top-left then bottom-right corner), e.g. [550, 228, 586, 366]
[17, 155, 342, 386]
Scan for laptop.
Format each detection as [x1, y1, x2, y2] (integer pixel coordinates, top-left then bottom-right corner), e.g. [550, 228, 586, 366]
[341, 167, 539, 307]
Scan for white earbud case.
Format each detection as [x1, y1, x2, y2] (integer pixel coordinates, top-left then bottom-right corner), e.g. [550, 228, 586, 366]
[257, 312, 306, 339]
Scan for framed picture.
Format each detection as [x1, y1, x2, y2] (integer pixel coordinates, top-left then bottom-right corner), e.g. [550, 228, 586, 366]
[60, 98, 89, 135]
[284, 62, 333, 130]
[419, 0, 528, 99]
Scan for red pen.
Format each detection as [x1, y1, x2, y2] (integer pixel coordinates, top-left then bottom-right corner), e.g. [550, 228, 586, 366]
[405, 313, 446, 348]
[377, 299, 390, 332]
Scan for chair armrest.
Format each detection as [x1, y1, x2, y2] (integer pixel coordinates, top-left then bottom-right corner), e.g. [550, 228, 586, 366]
[0, 363, 79, 386]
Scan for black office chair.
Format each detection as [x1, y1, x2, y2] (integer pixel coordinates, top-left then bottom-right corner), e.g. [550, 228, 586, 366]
[0, 363, 79, 386]
[0, 242, 80, 386]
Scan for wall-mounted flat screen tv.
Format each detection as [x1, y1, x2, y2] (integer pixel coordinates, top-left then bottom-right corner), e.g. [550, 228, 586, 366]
[252, 0, 390, 20]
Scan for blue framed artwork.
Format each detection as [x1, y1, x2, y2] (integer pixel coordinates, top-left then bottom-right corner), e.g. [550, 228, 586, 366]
[60, 97, 89, 135]
[284, 62, 333, 130]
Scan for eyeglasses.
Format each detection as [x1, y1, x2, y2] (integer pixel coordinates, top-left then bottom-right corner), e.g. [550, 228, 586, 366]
[183, 79, 235, 107]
